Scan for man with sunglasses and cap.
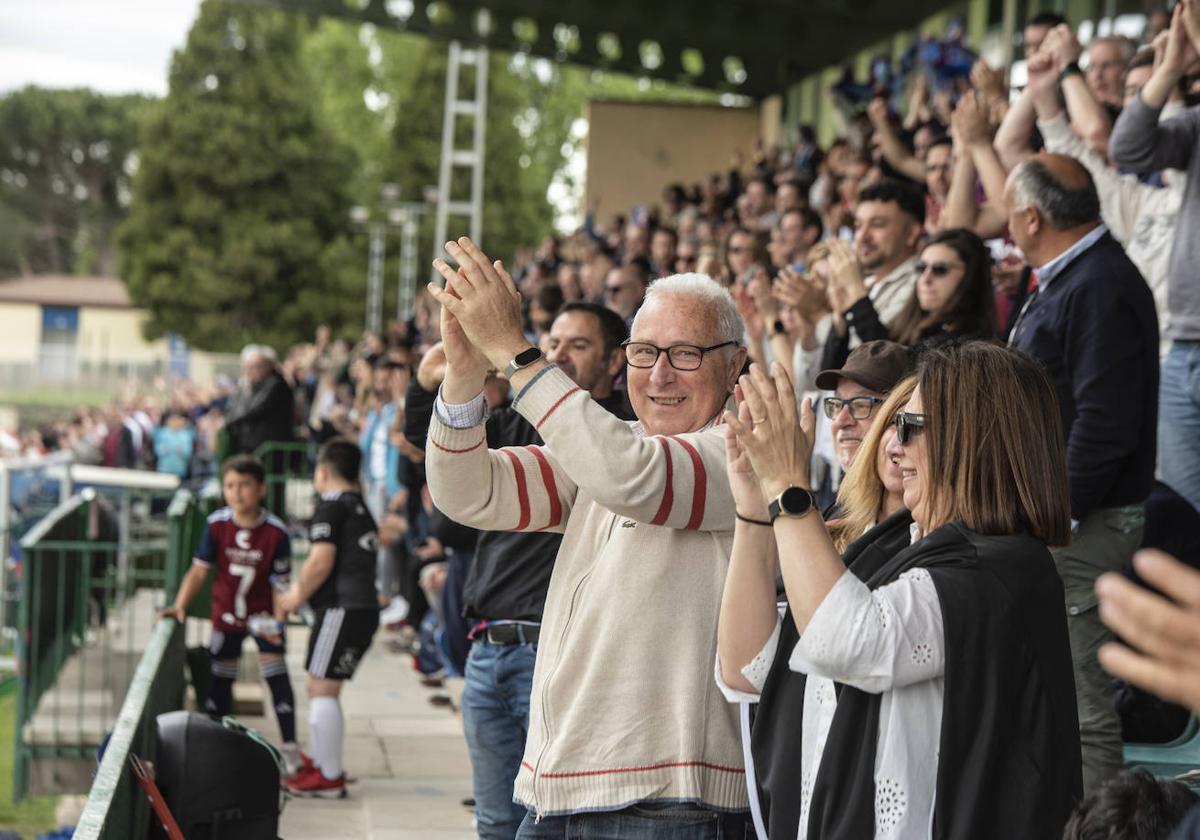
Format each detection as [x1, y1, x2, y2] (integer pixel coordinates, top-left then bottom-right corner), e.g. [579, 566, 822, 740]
[811, 340, 917, 514]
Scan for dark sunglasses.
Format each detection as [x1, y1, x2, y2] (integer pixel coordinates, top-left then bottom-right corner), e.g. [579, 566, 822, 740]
[727, 245, 751, 254]
[914, 260, 960, 278]
[894, 411, 927, 445]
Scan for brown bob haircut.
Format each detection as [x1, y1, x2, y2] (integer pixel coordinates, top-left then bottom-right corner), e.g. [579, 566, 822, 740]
[916, 341, 1071, 546]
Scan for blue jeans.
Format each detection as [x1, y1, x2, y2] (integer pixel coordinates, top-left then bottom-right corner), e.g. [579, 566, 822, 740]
[1160, 341, 1200, 512]
[516, 802, 753, 839]
[462, 639, 537, 840]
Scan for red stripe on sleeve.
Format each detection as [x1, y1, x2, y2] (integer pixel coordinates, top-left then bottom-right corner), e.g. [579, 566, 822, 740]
[430, 437, 485, 454]
[502, 449, 532, 531]
[525, 446, 563, 531]
[536, 387, 582, 430]
[650, 437, 675, 526]
[670, 436, 707, 530]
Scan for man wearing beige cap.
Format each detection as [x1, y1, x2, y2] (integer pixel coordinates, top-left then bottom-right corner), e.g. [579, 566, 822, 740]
[812, 340, 915, 511]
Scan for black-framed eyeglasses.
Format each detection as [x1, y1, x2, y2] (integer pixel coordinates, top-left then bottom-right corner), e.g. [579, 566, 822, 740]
[622, 340, 739, 371]
[894, 411, 927, 445]
[822, 395, 883, 420]
[914, 260, 962, 278]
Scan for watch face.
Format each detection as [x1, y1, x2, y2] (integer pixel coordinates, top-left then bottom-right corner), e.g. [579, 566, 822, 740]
[779, 487, 813, 516]
[515, 347, 543, 366]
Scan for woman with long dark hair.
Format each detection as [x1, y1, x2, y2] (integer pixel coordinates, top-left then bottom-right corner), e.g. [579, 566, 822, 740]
[889, 228, 997, 347]
[717, 342, 1081, 838]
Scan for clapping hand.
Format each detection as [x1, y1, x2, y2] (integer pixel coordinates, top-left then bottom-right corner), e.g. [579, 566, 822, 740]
[774, 265, 829, 324]
[724, 388, 769, 520]
[428, 237, 529, 371]
[723, 362, 815, 500]
[1097, 549, 1200, 716]
[952, 92, 994, 148]
[824, 239, 867, 314]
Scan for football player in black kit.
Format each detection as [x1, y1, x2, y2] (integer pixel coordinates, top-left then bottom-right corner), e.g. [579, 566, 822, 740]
[278, 438, 381, 798]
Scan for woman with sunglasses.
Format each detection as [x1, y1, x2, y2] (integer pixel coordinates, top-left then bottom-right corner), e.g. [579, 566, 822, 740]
[716, 342, 1081, 839]
[889, 228, 997, 348]
[825, 228, 997, 356]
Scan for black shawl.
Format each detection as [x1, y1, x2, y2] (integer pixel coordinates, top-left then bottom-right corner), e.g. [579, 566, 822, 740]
[751, 516, 1082, 839]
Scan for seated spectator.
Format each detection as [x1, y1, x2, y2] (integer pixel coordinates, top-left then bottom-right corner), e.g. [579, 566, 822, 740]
[602, 259, 650, 325]
[888, 228, 998, 348]
[1063, 770, 1197, 840]
[649, 226, 677, 277]
[718, 341, 1081, 838]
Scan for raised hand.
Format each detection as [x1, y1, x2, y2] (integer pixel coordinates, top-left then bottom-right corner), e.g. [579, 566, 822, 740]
[723, 388, 769, 520]
[725, 362, 814, 500]
[1025, 49, 1059, 98]
[428, 237, 530, 371]
[1097, 549, 1200, 716]
[952, 92, 994, 147]
[824, 239, 867, 313]
[774, 265, 829, 324]
[970, 60, 1007, 102]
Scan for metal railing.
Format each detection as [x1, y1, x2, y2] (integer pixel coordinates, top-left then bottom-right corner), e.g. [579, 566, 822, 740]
[11, 483, 178, 802]
[252, 441, 315, 522]
[72, 618, 186, 840]
[1, 452, 75, 667]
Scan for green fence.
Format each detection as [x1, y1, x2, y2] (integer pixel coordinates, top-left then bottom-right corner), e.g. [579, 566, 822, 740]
[253, 441, 313, 520]
[71, 618, 185, 840]
[11, 488, 180, 802]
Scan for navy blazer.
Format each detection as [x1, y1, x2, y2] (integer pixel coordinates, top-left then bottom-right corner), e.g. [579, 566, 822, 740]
[1010, 232, 1159, 519]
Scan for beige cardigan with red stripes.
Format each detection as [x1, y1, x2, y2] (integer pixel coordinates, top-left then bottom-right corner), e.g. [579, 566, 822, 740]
[426, 365, 747, 818]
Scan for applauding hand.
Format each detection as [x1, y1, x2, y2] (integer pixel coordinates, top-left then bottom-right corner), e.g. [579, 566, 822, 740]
[724, 362, 815, 500]
[428, 237, 530, 371]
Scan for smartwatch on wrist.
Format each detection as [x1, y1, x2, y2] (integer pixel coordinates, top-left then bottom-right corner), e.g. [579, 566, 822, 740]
[504, 347, 544, 379]
[767, 319, 786, 338]
[1058, 61, 1082, 83]
[768, 486, 817, 523]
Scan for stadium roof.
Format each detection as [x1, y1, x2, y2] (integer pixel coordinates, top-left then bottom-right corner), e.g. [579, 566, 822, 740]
[254, 0, 961, 99]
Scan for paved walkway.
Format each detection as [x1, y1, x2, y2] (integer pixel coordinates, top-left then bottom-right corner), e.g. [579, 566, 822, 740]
[239, 623, 477, 840]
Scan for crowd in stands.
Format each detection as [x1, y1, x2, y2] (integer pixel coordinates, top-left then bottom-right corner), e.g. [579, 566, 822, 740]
[8, 2, 1200, 836]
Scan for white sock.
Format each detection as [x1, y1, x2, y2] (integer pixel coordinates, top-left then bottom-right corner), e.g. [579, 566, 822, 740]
[309, 696, 343, 780]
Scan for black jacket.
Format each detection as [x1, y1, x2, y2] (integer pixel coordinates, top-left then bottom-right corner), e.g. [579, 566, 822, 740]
[754, 514, 1082, 839]
[406, 378, 634, 622]
[1010, 232, 1159, 519]
[225, 369, 295, 454]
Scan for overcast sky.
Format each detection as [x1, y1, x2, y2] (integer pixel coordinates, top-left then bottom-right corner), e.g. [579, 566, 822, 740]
[0, 0, 201, 96]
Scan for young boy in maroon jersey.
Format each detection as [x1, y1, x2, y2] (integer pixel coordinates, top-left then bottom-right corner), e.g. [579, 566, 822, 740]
[159, 455, 304, 777]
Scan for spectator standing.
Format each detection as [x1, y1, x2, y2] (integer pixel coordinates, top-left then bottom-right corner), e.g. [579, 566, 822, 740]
[153, 410, 196, 481]
[225, 344, 295, 461]
[409, 303, 634, 839]
[426, 238, 752, 837]
[1110, 0, 1200, 512]
[1006, 153, 1159, 793]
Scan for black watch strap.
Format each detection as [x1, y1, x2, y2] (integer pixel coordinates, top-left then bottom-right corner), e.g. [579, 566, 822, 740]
[1059, 61, 1082, 82]
[768, 487, 817, 523]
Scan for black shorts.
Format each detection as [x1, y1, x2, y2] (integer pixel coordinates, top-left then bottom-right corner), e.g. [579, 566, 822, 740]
[209, 628, 285, 659]
[306, 607, 378, 680]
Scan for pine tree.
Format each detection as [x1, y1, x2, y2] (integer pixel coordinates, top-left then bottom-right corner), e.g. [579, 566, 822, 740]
[118, 0, 361, 352]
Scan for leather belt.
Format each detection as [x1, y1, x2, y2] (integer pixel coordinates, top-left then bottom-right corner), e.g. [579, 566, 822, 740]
[484, 624, 540, 645]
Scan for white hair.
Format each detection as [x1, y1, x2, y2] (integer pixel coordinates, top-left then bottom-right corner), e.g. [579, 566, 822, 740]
[632, 272, 744, 344]
[240, 344, 277, 364]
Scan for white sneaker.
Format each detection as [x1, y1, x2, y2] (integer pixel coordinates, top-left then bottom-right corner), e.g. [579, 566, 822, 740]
[379, 595, 410, 626]
[281, 742, 303, 777]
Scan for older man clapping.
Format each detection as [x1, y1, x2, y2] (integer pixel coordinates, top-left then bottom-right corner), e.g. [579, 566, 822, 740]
[424, 237, 751, 839]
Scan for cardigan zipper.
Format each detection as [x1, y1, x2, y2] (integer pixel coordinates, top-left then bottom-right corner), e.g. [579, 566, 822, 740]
[530, 512, 617, 820]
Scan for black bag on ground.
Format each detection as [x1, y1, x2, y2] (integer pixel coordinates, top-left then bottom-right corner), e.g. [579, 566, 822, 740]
[152, 710, 282, 840]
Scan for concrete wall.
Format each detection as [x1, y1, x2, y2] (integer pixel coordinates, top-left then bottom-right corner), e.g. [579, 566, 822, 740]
[0, 302, 42, 363]
[585, 100, 763, 224]
[78, 308, 168, 365]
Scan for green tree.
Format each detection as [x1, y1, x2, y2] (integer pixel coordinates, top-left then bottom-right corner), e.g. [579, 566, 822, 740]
[0, 87, 148, 276]
[118, 0, 361, 352]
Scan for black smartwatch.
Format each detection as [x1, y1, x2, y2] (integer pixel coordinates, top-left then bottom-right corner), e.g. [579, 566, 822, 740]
[768, 486, 817, 523]
[504, 346, 544, 379]
[1058, 61, 1082, 83]
[768, 319, 786, 337]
